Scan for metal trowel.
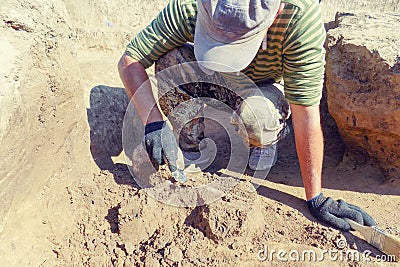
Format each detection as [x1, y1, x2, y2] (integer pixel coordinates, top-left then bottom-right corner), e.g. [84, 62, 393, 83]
[171, 139, 215, 183]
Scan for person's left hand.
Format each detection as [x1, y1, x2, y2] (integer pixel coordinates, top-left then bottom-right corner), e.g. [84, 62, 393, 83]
[307, 193, 376, 231]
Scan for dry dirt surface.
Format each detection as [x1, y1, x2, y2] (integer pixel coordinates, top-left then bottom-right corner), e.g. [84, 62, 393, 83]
[0, 0, 399, 266]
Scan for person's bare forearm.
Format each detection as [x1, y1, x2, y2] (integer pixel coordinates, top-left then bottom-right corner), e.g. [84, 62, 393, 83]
[290, 104, 323, 201]
[118, 53, 163, 125]
[292, 106, 377, 230]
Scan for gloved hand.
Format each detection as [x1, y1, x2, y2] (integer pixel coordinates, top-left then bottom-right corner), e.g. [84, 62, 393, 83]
[307, 193, 376, 231]
[144, 121, 187, 183]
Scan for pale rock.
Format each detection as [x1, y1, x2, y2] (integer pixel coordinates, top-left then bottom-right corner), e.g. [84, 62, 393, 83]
[326, 12, 400, 180]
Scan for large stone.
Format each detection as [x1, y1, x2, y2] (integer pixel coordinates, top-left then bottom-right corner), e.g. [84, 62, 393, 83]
[326, 12, 400, 180]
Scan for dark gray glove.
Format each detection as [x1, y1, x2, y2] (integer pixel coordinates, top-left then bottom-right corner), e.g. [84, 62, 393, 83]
[307, 193, 376, 231]
[144, 121, 187, 183]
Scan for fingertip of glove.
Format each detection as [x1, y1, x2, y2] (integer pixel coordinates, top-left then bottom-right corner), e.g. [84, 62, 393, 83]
[364, 218, 377, 227]
[168, 164, 177, 172]
[172, 169, 187, 183]
[343, 221, 352, 231]
[335, 220, 351, 231]
[342, 226, 351, 232]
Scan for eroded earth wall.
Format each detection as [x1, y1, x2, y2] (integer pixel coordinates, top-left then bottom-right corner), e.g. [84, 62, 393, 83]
[326, 12, 400, 180]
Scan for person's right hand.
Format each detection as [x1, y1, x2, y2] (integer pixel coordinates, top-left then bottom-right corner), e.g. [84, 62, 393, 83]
[144, 121, 187, 183]
[307, 193, 376, 231]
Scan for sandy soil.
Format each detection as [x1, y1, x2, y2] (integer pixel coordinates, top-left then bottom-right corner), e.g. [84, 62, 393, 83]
[0, 0, 399, 266]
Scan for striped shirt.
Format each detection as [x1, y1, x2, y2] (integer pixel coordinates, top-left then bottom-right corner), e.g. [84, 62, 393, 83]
[126, 0, 326, 106]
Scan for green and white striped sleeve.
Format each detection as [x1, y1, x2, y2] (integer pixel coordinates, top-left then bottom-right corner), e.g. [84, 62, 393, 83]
[282, 0, 326, 106]
[125, 0, 197, 68]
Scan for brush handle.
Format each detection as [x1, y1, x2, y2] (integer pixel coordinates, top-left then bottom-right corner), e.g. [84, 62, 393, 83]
[344, 218, 371, 238]
[384, 233, 400, 261]
[345, 218, 400, 261]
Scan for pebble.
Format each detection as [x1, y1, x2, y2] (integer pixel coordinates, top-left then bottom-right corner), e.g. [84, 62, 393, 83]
[166, 245, 184, 262]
